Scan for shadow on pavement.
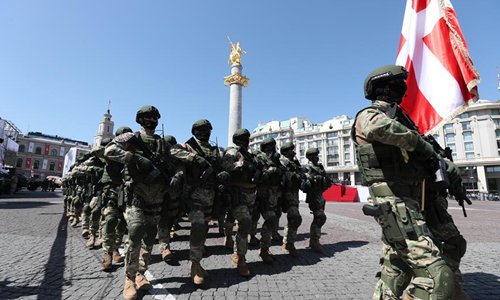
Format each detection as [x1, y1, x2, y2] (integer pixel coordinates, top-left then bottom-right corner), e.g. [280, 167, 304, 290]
[0, 201, 57, 209]
[462, 272, 500, 300]
[154, 240, 368, 296]
[0, 280, 39, 299]
[0, 191, 61, 199]
[37, 214, 69, 300]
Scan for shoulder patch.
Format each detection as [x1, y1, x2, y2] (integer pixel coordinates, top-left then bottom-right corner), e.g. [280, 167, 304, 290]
[114, 132, 135, 143]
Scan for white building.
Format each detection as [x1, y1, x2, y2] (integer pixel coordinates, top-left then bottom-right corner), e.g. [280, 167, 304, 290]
[250, 100, 500, 194]
[92, 108, 114, 149]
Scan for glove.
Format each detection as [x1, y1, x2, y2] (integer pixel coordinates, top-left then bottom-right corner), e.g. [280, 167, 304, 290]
[414, 137, 435, 160]
[216, 171, 230, 184]
[445, 159, 460, 182]
[134, 155, 153, 172]
[169, 172, 184, 196]
[194, 155, 210, 170]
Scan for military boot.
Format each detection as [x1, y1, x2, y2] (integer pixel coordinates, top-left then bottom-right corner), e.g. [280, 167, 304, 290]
[259, 248, 274, 264]
[272, 232, 283, 243]
[309, 239, 323, 253]
[189, 261, 206, 285]
[123, 275, 137, 300]
[224, 236, 234, 250]
[282, 243, 299, 257]
[402, 293, 413, 300]
[231, 253, 250, 277]
[161, 248, 173, 262]
[101, 252, 112, 271]
[112, 250, 124, 263]
[94, 235, 103, 248]
[71, 216, 79, 227]
[135, 273, 152, 291]
[248, 235, 260, 247]
[81, 229, 90, 239]
[86, 234, 96, 249]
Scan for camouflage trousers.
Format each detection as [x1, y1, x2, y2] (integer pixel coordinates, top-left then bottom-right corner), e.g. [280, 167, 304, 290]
[101, 205, 126, 255]
[254, 186, 281, 249]
[69, 195, 83, 217]
[282, 191, 302, 244]
[158, 194, 181, 252]
[306, 193, 326, 241]
[123, 206, 161, 276]
[188, 186, 215, 262]
[81, 196, 101, 234]
[369, 183, 454, 300]
[225, 187, 256, 256]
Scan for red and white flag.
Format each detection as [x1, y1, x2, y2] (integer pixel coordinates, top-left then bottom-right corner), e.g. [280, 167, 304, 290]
[396, 0, 480, 133]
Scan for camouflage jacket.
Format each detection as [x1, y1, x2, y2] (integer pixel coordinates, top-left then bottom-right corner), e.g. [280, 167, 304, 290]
[280, 155, 304, 191]
[222, 146, 258, 188]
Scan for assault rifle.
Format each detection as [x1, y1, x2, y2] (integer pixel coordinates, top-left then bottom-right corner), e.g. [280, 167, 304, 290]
[129, 135, 173, 184]
[423, 135, 472, 217]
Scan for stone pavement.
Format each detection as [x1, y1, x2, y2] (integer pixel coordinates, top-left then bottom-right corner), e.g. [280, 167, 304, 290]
[0, 190, 499, 299]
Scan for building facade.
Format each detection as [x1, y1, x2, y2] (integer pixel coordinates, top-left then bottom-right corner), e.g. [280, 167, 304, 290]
[250, 100, 500, 194]
[92, 108, 114, 148]
[0, 118, 22, 170]
[15, 132, 91, 179]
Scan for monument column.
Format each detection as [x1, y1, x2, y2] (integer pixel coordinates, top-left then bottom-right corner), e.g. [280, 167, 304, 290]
[224, 39, 249, 147]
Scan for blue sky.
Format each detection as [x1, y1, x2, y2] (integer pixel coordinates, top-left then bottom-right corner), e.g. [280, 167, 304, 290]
[1, 0, 499, 146]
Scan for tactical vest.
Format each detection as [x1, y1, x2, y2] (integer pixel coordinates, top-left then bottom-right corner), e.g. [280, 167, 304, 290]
[352, 106, 427, 186]
[184, 137, 220, 185]
[226, 146, 256, 184]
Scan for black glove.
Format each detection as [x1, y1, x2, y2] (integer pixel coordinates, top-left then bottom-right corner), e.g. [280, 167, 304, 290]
[414, 137, 435, 160]
[194, 155, 210, 170]
[169, 171, 184, 196]
[134, 155, 154, 172]
[216, 171, 230, 184]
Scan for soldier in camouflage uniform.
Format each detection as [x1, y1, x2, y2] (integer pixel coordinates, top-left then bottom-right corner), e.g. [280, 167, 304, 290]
[253, 137, 284, 264]
[182, 119, 229, 285]
[99, 126, 133, 271]
[104, 106, 199, 300]
[352, 65, 454, 300]
[221, 128, 259, 277]
[302, 147, 332, 253]
[157, 134, 184, 263]
[279, 142, 304, 256]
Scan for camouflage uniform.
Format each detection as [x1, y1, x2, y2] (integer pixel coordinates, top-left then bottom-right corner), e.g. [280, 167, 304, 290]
[279, 142, 304, 255]
[221, 128, 258, 276]
[302, 148, 331, 252]
[253, 137, 284, 263]
[352, 65, 454, 300]
[182, 120, 226, 284]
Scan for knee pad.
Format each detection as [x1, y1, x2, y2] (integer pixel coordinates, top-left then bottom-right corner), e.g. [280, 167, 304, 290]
[237, 216, 252, 233]
[313, 211, 326, 227]
[127, 222, 146, 246]
[82, 204, 91, 216]
[413, 260, 454, 300]
[443, 234, 467, 262]
[287, 208, 302, 229]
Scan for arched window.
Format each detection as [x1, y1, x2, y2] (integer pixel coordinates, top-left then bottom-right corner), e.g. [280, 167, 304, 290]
[49, 162, 55, 171]
[16, 158, 23, 167]
[33, 160, 40, 169]
[51, 149, 58, 157]
[35, 147, 42, 155]
[18, 145, 25, 152]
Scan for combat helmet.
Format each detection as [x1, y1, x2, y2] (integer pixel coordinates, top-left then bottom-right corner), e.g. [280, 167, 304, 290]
[232, 128, 250, 146]
[260, 137, 276, 151]
[135, 105, 161, 123]
[164, 135, 177, 146]
[280, 142, 295, 154]
[115, 126, 132, 136]
[364, 65, 408, 100]
[100, 137, 112, 147]
[305, 147, 319, 157]
[191, 119, 213, 134]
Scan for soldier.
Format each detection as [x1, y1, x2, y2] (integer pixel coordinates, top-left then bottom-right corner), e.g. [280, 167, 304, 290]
[181, 119, 229, 285]
[302, 147, 332, 253]
[253, 137, 284, 264]
[351, 65, 454, 300]
[157, 134, 183, 262]
[279, 142, 304, 256]
[104, 106, 200, 300]
[221, 128, 259, 277]
[99, 126, 133, 271]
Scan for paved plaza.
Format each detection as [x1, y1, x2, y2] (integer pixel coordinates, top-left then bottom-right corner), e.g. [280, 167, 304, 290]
[0, 190, 499, 300]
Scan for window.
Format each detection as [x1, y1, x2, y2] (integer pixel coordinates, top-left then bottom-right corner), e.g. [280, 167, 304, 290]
[486, 166, 500, 173]
[464, 142, 474, 151]
[327, 132, 338, 138]
[447, 143, 456, 153]
[16, 158, 23, 167]
[444, 124, 454, 133]
[328, 139, 339, 146]
[327, 154, 339, 161]
[344, 153, 351, 161]
[459, 112, 470, 119]
[445, 133, 455, 143]
[33, 160, 40, 169]
[18, 145, 25, 152]
[327, 146, 338, 154]
[463, 131, 473, 141]
[461, 121, 471, 131]
[35, 147, 42, 155]
[49, 162, 55, 171]
[327, 161, 339, 167]
[343, 145, 350, 153]
[496, 129, 500, 139]
[494, 119, 500, 127]
[51, 149, 58, 157]
[465, 152, 475, 159]
[491, 109, 500, 115]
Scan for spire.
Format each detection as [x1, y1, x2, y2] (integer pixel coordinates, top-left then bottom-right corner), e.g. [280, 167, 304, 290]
[107, 99, 111, 114]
